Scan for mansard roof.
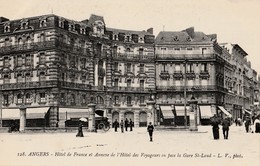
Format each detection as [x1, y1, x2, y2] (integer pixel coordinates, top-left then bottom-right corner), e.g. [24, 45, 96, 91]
[155, 27, 217, 45]
[85, 14, 105, 26]
[106, 27, 153, 36]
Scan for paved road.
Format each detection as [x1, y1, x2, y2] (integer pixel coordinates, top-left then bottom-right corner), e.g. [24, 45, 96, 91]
[0, 125, 259, 166]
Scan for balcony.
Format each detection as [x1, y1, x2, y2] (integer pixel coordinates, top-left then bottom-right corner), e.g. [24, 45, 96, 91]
[156, 54, 216, 60]
[186, 72, 196, 79]
[199, 71, 210, 79]
[109, 86, 149, 92]
[159, 71, 170, 79]
[112, 53, 154, 61]
[173, 71, 183, 79]
[156, 85, 227, 92]
[0, 81, 58, 90]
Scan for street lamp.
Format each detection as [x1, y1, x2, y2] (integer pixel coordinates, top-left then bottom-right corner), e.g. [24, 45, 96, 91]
[184, 59, 187, 128]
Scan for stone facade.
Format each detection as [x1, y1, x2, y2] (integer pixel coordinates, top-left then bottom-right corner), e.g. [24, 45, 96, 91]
[0, 14, 258, 128]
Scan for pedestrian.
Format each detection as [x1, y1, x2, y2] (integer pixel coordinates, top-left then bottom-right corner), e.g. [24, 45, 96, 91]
[235, 119, 238, 126]
[244, 117, 251, 133]
[211, 115, 220, 140]
[147, 122, 154, 142]
[222, 117, 230, 139]
[125, 118, 129, 131]
[76, 123, 84, 137]
[114, 119, 119, 132]
[129, 119, 133, 131]
[253, 117, 260, 133]
[120, 120, 124, 133]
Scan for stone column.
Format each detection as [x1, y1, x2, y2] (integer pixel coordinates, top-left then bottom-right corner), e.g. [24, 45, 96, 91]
[88, 103, 96, 132]
[188, 98, 198, 131]
[134, 110, 139, 127]
[19, 105, 27, 132]
[49, 89, 59, 127]
[146, 100, 155, 125]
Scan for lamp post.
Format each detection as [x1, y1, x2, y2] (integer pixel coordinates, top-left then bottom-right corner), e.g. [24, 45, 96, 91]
[0, 90, 2, 127]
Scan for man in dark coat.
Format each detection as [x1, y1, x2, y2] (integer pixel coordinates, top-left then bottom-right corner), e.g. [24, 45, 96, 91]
[125, 118, 129, 131]
[245, 117, 251, 133]
[211, 115, 220, 140]
[222, 117, 230, 139]
[114, 119, 119, 132]
[129, 119, 133, 131]
[147, 122, 154, 142]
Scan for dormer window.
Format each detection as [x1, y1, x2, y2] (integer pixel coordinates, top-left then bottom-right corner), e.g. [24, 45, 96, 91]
[173, 36, 179, 41]
[69, 24, 75, 31]
[139, 37, 144, 43]
[126, 35, 130, 42]
[59, 18, 64, 28]
[80, 27, 86, 34]
[21, 22, 28, 30]
[39, 20, 47, 27]
[114, 34, 118, 40]
[4, 24, 10, 33]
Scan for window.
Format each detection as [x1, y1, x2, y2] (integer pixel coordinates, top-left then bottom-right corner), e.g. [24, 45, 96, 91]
[40, 20, 46, 27]
[126, 36, 130, 42]
[82, 95, 86, 104]
[140, 80, 145, 90]
[59, 20, 64, 28]
[25, 54, 32, 66]
[25, 73, 31, 83]
[61, 93, 65, 103]
[18, 38, 23, 46]
[202, 63, 208, 72]
[114, 62, 118, 71]
[25, 93, 31, 103]
[187, 64, 193, 72]
[3, 57, 9, 67]
[139, 64, 144, 73]
[114, 35, 117, 40]
[126, 48, 131, 55]
[39, 72, 46, 82]
[127, 79, 131, 87]
[161, 47, 166, 54]
[174, 48, 180, 51]
[114, 96, 119, 105]
[162, 63, 166, 72]
[17, 55, 23, 67]
[187, 47, 193, 51]
[127, 63, 131, 72]
[139, 48, 144, 56]
[3, 75, 9, 84]
[202, 48, 207, 55]
[17, 94, 23, 104]
[114, 79, 119, 88]
[40, 93, 46, 103]
[26, 36, 31, 48]
[97, 96, 104, 104]
[4, 25, 10, 33]
[39, 52, 46, 64]
[39, 34, 45, 42]
[3, 94, 9, 105]
[17, 73, 23, 83]
[140, 96, 145, 104]
[4, 38, 10, 46]
[127, 96, 132, 105]
[71, 94, 76, 103]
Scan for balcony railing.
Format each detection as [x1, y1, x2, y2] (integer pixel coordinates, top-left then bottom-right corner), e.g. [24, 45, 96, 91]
[156, 85, 228, 92]
[0, 81, 58, 90]
[156, 54, 216, 60]
[112, 53, 154, 61]
[109, 86, 149, 92]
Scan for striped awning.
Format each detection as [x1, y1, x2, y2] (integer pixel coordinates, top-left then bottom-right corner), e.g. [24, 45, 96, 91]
[199, 106, 213, 119]
[160, 106, 174, 119]
[59, 108, 89, 120]
[218, 106, 232, 118]
[27, 107, 49, 119]
[1, 109, 20, 119]
[174, 106, 189, 116]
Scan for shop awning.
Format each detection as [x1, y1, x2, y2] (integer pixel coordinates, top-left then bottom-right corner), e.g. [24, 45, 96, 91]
[160, 106, 174, 119]
[1, 109, 20, 120]
[27, 107, 50, 119]
[174, 106, 189, 116]
[199, 106, 213, 119]
[218, 106, 232, 118]
[59, 108, 89, 120]
[243, 108, 252, 115]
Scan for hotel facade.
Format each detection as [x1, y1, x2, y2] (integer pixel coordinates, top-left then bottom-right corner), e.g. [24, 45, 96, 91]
[0, 14, 258, 129]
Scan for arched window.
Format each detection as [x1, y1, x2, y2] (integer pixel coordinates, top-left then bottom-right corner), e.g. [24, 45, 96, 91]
[17, 73, 23, 83]
[25, 73, 31, 82]
[39, 34, 45, 42]
[25, 93, 31, 103]
[26, 36, 31, 48]
[17, 94, 23, 104]
[71, 94, 76, 103]
[96, 96, 104, 104]
[127, 96, 132, 105]
[18, 38, 23, 45]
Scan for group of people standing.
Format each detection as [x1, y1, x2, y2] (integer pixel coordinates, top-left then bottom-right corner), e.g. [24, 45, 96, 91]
[113, 118, 134, 133]
[211, 115, 231, 140]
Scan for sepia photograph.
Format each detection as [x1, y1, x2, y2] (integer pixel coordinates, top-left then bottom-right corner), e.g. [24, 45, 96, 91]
[0, 0, 259, 165]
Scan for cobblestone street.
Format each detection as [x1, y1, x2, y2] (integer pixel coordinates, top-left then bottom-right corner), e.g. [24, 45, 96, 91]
[0, 125, 259, 166]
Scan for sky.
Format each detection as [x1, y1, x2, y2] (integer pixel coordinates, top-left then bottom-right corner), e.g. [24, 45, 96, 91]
[1, 0, 260, 74]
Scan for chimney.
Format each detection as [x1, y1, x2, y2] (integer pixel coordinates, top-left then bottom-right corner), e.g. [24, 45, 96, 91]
[0, 17, 9, 23]
[147, 28, 153, 35]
